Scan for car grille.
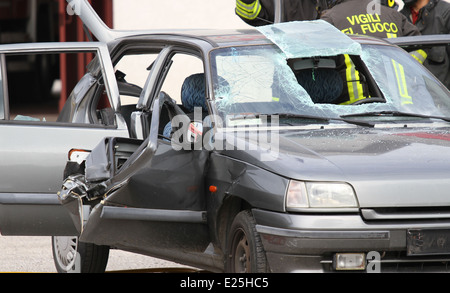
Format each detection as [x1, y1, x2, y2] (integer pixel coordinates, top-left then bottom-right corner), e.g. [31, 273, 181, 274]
[361, 207, 450, 221]
[326, 207, 450, 272]
[379, 251, 450, 272]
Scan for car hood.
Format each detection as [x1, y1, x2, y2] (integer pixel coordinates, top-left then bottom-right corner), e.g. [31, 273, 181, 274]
[219, 125, 450, 207]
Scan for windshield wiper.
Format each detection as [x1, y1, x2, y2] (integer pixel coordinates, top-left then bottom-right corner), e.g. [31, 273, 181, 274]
[341, 111, 450, 123]
[229, 113, 375, 127]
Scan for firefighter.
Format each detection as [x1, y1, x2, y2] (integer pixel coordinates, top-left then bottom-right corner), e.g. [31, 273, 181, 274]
[321, 0, 421, 39]
[235, 0, 335, 26]
[400, 0, 450, 88]
[320, 0, 424, 105]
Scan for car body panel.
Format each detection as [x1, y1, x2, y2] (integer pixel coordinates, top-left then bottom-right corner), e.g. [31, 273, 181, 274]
[386, 34, 450, 48]
[0, 42, 129, 235]
[219, 126, 450, 207]
[57, 1, 450, 272]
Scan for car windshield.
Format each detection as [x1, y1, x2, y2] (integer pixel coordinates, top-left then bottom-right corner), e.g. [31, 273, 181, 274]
[210, 44, 450, 127]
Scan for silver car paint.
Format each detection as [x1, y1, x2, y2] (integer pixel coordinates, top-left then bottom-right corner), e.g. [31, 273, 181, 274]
[0, 42, 129, 235]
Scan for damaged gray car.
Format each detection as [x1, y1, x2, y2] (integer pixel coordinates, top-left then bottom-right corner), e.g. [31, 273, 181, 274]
[56, 0, 450, 273]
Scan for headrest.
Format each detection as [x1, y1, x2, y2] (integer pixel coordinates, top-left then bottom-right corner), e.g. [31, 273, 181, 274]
[181, 73, 207, 112]
[296, 68, 343, 104]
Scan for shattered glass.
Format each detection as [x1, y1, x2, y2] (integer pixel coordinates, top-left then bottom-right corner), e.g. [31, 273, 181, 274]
[209, 21, 450, 127]
[361, 45, 450, 117]
[256, 20, 362, 59]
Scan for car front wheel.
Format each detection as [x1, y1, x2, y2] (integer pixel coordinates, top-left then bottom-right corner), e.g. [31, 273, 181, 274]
[52, 236, 110, 273]
[225, 210, 269, 273]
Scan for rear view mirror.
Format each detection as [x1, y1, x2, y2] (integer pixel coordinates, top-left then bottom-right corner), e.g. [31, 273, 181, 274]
[290, 57, 337, 70]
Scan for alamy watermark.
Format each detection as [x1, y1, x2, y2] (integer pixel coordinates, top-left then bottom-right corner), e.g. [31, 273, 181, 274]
[367, 0, 396, 15]
[167, 108, 280, 162]
[366, 251, 381, 273]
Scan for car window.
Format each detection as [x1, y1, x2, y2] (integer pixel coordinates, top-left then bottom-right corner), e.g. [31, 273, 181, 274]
[154, 52, 205, 140]
[0, 49, 113, 124]
[210, 44, 450, 126]
[362, 45, 450, 117]
[0, 55, 5, 120]
[160, 53, 204, 104]
[114, 53, 159, 105]
[4, 52, 60, 122]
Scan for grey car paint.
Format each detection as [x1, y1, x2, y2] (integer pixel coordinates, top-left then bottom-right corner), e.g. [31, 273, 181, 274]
[58, 0, 450, 272]
[0, 42, 129, 235]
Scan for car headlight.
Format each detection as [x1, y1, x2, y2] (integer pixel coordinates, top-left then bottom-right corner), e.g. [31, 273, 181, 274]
[286, 180, 358, 210]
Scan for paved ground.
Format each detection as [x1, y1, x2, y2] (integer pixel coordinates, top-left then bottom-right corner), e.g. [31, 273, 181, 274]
[0, 236, 193, 273]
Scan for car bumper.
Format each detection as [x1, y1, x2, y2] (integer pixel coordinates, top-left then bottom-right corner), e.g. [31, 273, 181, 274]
[252, 209, 450, 273]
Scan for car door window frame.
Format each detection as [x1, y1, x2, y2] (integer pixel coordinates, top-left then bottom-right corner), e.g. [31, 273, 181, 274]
[140, 45, 206, 111]
[0, 53, 8, 120]
[0, 42, 120, 125]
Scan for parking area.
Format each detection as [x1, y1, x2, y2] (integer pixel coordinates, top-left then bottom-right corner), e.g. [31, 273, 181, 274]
[0, 236, 194, 273]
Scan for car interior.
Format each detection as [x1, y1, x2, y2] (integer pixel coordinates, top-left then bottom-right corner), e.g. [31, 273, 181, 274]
[288, 54, 386, 105]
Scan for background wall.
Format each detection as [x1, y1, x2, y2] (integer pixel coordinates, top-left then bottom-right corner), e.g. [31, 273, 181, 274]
[112, 0, 450, 31]
[110, 0, 448, 103]
[112, 0, 251, 30]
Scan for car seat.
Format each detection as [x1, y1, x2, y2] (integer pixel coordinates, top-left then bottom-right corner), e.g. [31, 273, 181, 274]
[295, 68, 343, 104]
[291, 58, 343, 104]
[181, 73, 208, 112]
[163, 73, 208, 138]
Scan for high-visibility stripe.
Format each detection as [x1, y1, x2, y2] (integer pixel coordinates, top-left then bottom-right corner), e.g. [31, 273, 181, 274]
[386, 33, 397, 38]
[340, 55, 365, 105]
[236, 0, 262, 20]
[392, 59, 413, 105]
[409, 49, 427, 64]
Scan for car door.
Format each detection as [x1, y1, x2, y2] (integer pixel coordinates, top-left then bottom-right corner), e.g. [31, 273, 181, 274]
[0, 42, 129, 236]
[75, 47, 212, 262]
[77, 96, 211, 259]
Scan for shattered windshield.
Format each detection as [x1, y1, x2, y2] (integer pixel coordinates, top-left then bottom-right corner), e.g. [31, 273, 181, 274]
[210, 44, 450, 126]
[209, 20, 450, 127]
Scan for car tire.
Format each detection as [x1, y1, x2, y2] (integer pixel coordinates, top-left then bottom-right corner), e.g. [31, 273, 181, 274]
[225, 210, 269, 273]
[52, 236, 110, 273]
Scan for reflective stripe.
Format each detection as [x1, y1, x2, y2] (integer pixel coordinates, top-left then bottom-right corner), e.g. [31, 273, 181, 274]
[392, 59, 413, 105]
[386, 33, 397, 38]
[340, 55, 365, 105]
[409, 49, 427, 64]
[236, 0, 262, 20]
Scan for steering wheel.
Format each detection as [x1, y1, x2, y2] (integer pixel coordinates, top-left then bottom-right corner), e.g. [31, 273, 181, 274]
[350, 97, 385, 105]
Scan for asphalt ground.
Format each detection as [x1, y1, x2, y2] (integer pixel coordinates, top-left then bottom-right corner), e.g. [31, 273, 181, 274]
[0, 236, 193, 273]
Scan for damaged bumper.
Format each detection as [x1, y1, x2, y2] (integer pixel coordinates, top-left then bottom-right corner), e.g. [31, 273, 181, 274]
[253, 209, 450, 273]
[57, 174, 91, 234]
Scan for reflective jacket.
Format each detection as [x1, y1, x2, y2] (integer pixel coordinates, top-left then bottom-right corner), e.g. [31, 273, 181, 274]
[321, 0, 423, 104]
[236, 0, 330, 26]
[321, 0, 421, 38]
[401, 0, 450, 88]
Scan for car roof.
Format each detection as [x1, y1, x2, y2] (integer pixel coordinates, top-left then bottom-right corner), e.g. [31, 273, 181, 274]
[106, 28, 273, 49]
[107, 27, 395, 54]
[73, 0, 395, 52]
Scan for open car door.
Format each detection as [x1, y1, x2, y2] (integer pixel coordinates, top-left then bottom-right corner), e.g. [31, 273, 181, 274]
[0, 42, 129, 236]
[59, 91, 211, 268]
